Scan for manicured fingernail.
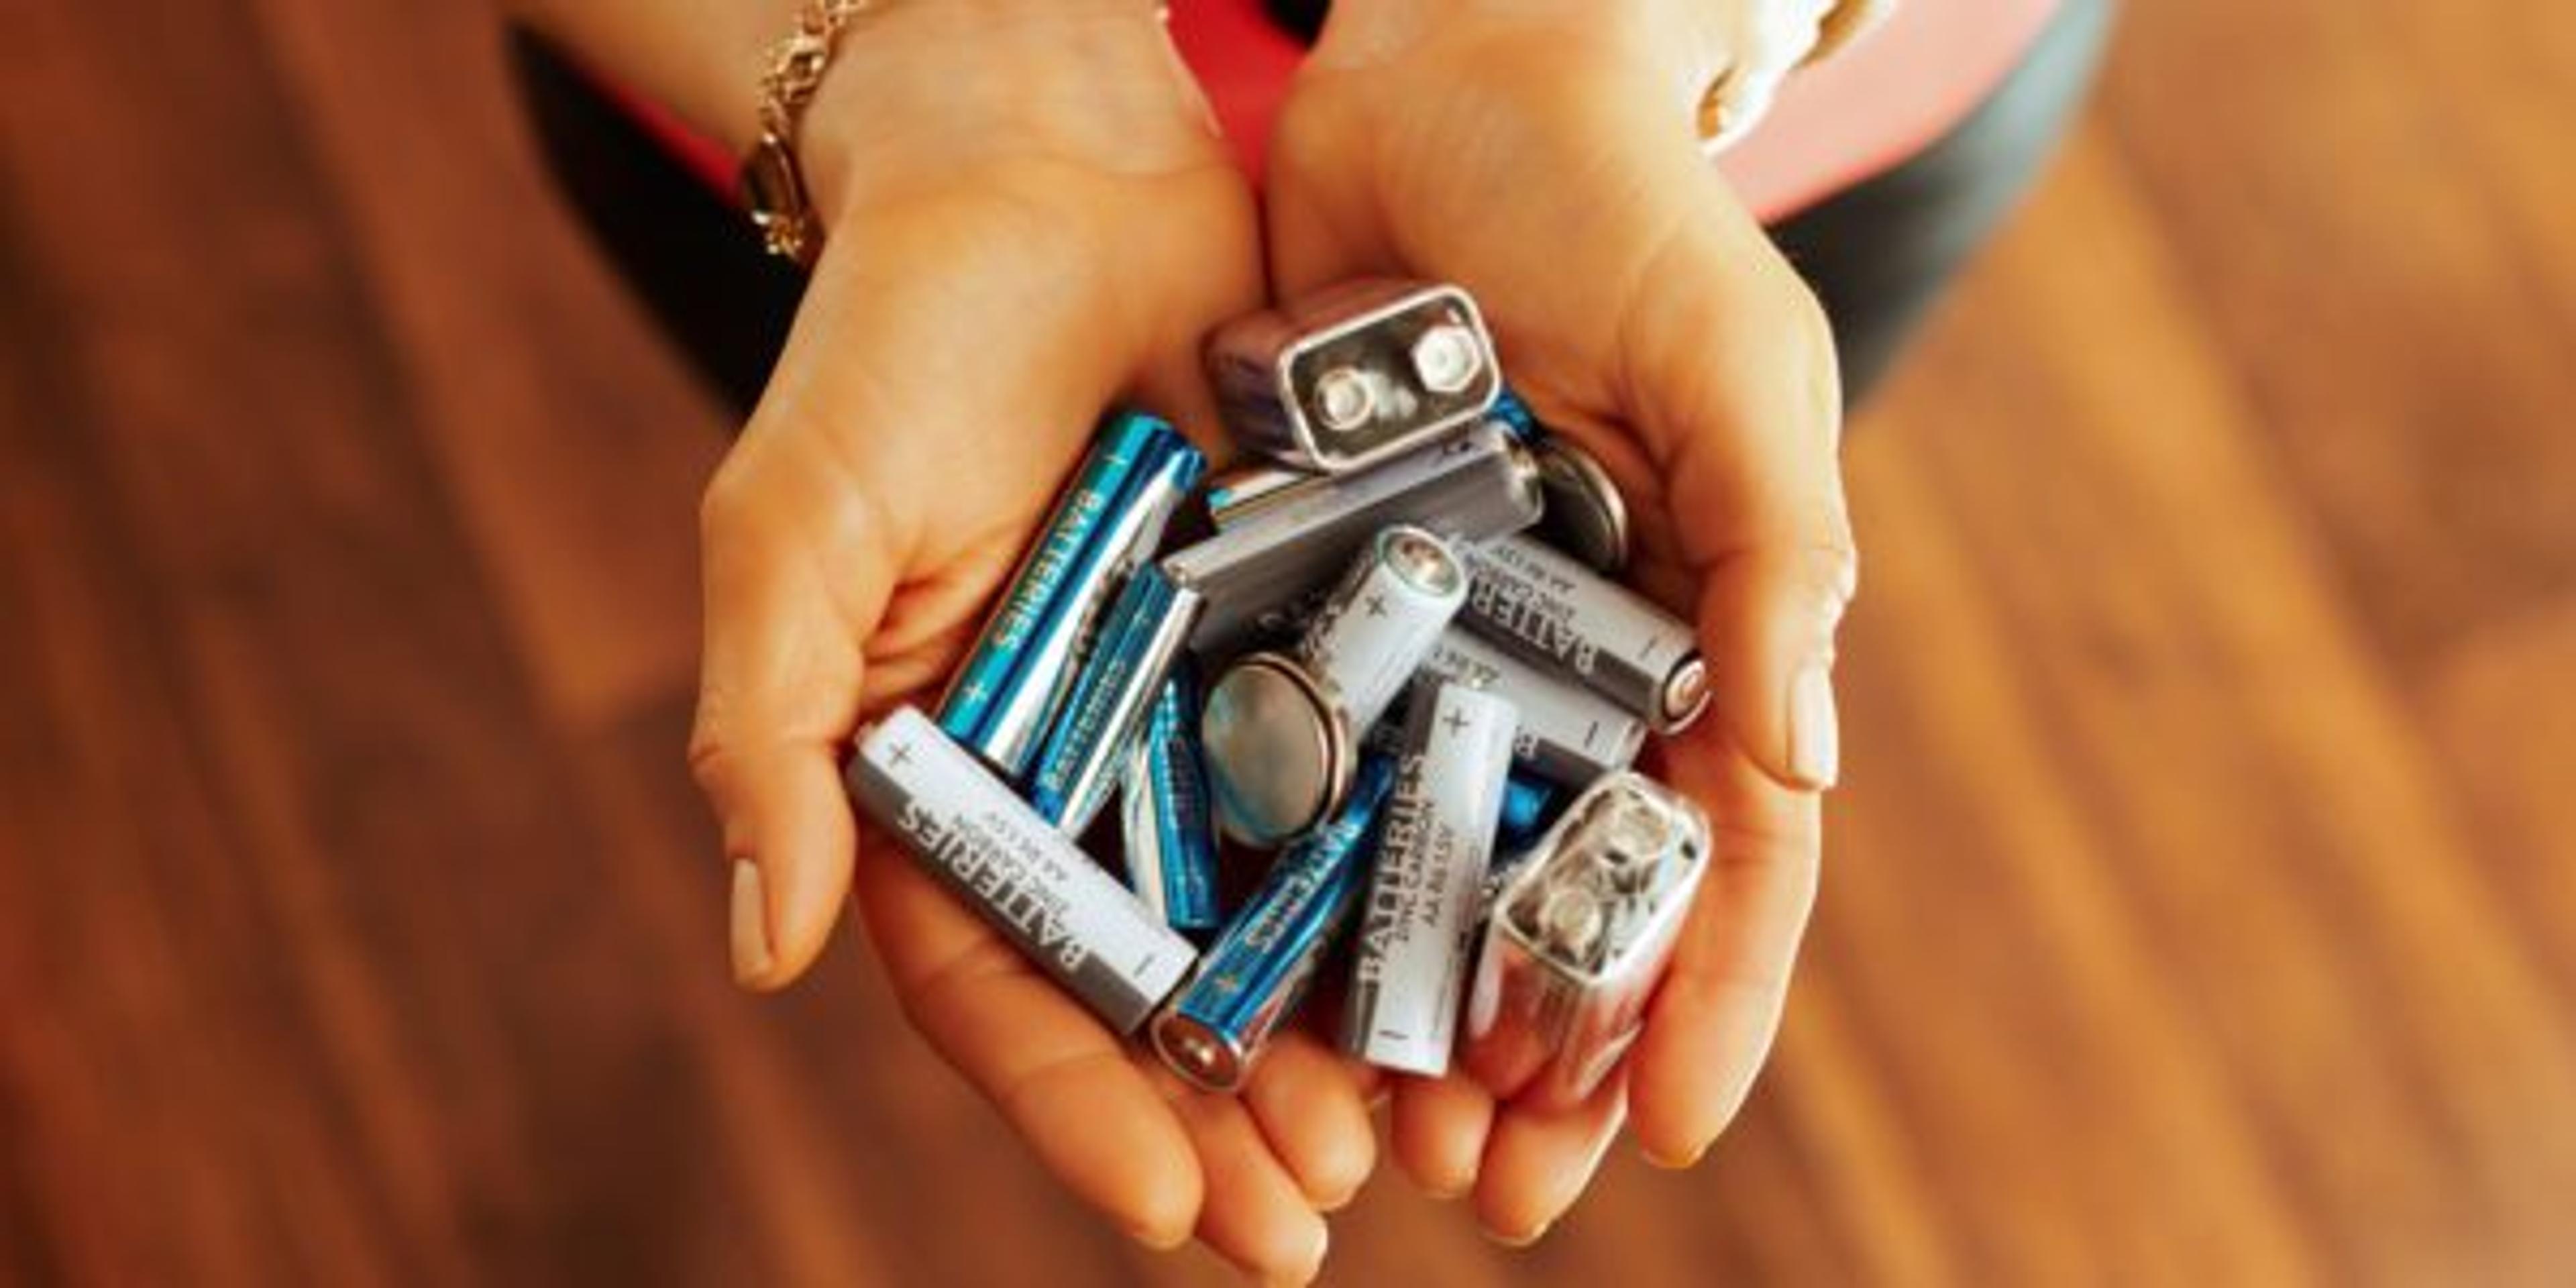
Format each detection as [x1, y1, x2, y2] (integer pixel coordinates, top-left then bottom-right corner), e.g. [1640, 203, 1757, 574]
[729, 859, 775, 985]
[1126, 1222, 1191, 1252]
[1644, 1140, 1709, 1170]
[1266, 1223, 1328, 1287]
[1788, 659, 1839, 790]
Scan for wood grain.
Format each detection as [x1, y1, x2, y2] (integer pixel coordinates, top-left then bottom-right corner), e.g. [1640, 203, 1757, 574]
[2, 0, 2571, 1284]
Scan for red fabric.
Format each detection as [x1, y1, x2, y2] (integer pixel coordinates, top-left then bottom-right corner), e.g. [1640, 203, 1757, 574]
[614, 0, 2057, 223]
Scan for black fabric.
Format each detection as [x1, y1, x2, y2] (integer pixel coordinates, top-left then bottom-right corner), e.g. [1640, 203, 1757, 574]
[508, 0, 2108, 417]
[508, 34, 806, 413]
[1772, 0, 2115, 398]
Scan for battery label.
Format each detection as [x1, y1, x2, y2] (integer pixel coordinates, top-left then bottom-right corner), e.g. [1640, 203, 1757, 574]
[1345, 684, 1516, 1074]
[850, 707, 1197, 1034]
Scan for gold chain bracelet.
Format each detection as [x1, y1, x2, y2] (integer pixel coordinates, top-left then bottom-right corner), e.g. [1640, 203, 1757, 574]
[738, 0, 1173, 268]
[739, 0, 874, 267]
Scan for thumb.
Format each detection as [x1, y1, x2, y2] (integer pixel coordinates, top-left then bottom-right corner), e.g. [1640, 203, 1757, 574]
[1623, 185, 1855, 791]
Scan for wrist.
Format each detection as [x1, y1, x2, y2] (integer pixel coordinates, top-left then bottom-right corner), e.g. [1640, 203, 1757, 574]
[1308, 0, 1736, 111]
[786, 1, 1217, 233]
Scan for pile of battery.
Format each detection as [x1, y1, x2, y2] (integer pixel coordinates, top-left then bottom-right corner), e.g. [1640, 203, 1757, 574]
[848, 280, 1712, 1107]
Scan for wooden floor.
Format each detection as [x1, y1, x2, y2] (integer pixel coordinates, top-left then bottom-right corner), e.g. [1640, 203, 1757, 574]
[4, 1, 2572, 1284]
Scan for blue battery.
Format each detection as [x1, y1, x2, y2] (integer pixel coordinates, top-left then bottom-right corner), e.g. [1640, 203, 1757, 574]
[1119, 663, 1222, 934]
[1028, 565, 1202, 835]
[1496, 772, 1562, 851]
[1150, 755, 1398, 1092]
[937, 412, 1160, 747]
[937, 412, 1203, 776]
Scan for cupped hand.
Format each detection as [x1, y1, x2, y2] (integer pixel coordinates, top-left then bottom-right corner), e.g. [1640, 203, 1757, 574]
[688, 6, 1371, 1279]
[1265, 1, 1854, 1242]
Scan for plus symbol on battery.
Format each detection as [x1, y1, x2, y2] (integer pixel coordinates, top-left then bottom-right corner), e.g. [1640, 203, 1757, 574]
[960, 680, 991, 708]
[1442, 708, 1470, 737]
[1363, 593, 1388, 617]
[887, 739, 914, 767]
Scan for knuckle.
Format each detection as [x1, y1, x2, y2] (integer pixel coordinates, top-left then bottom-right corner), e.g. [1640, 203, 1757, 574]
[698, 451, 761, 545]
[1805, 538, 1862, 615]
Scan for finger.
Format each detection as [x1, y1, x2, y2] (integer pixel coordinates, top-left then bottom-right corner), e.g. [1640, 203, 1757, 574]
[1242, 1037, 1379, 1210]
[692, 438, 892, 989]
[854, 829, 1205, 1246]
[1164, 1077, 1332, 1285]
[1474, 1071, 1630, 1246]
[1619, 177, 1856, 792]
[1389, 1074, 1497, 1199]
[1625, 739, 1820, 1167]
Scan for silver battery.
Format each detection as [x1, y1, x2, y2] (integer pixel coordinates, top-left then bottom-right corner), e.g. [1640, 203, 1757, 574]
[1529, 436, 1632, 576]
[1458, 533, 1710, 734]
[1199, 652, 1353, 849]
[1163, 420, 1542, 655]
[1412, 628, 1647, 786]
[1201, 460, 1319, 530]
[1344, 682, 1518, 1075]
[1207, 279, 1502, 474]
[1027, 567, 1203, 837]
[847, 706, 1199, 1034]
[1201, 528, 1467, 846]
[1462, 771, 1709, 1108]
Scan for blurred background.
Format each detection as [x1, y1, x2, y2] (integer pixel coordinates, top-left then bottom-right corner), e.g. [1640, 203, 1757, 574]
[4, 0, 2573, 1284]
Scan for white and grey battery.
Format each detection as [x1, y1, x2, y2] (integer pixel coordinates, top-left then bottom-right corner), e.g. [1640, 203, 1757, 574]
[847, 706, 1199, 1035]
[1163, 420, 1542, 655]
[1201, 526, 1469, 847]
[1458, 533, 1711, 734]
[1411, 627, 1648, 787]
[1344, 681, 1518, 1076]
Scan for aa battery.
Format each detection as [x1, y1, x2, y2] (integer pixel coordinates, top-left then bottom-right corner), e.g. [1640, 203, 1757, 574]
[1163, 421, 1542, 655]
[936, 413, 1203, 777]
[1529, 436, 1632, 576]
[1118, 665, 1222, 934]
[1344, 683, 1518, 1075]
[1207, 280, 1501, 474]
[1027, 567, 1203, 836]
[1458, 533, 1710, 734]
[1201, 527, 1468, 847]
[847, 706, 1199, 1034]
[1151, 757, 1399, 1092]
[1412, 628, 1647, 786]
[1462, 771, 1711, 1109]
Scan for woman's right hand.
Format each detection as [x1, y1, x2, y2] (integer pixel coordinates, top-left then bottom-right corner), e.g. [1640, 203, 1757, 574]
[688, 5, 1371, 1280]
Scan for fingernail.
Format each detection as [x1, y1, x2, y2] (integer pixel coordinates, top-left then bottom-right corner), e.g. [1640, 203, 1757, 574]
[1787, 660, 1839, 790]
[1421, 1169, 1472, 1201]
[1643, 1140, 1708, 1171]
[729, 859, 775, 985]
[1482, 1220, 1551, 1248]
[1126, 1222, 1190, 1252]
[1267, 1223, 1328, 1287]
